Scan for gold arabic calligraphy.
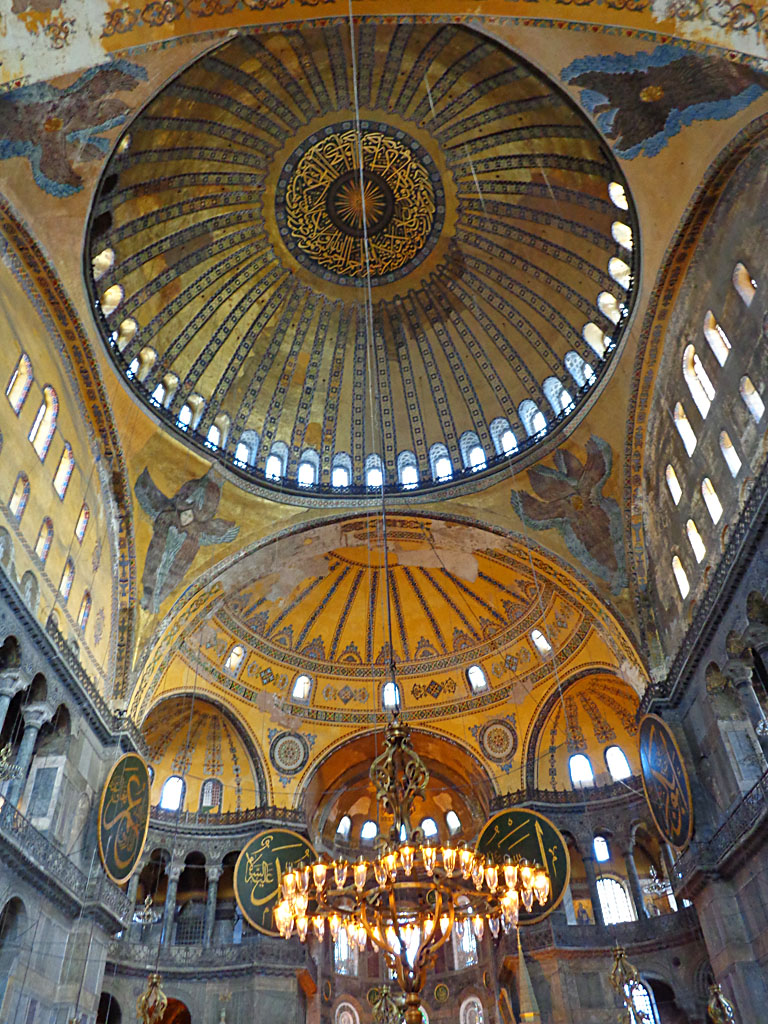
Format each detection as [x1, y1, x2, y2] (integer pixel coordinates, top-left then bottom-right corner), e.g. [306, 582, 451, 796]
[101, 759, 149, 876]
[284, 129, 436, 279]
[237, 832, 313, 929]
[643, 721, 690, 846]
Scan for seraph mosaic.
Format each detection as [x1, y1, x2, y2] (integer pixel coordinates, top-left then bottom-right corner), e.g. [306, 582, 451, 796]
[135, 467, 239, 614]
[562, 45, 767, 159]
[510, 436, 626, 593]
[0, 61, 147, 197]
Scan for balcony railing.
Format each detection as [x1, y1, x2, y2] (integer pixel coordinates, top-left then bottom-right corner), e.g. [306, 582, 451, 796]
[524, 905, 701, 952]
[149, 803, 305, 828]
[491, 777, 645, 811]
[108, 934, 309, 974]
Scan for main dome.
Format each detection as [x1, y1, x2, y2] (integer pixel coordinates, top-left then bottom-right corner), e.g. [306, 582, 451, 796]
[87, 22, 638, 499]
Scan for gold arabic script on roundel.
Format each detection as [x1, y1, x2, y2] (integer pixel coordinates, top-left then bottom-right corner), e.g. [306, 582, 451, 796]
[280, 125, 442, 284]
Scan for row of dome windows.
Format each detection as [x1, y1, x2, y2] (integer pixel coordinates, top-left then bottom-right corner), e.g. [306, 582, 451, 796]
[667, 264, 765, 598]
[158, 775, 223, 813]
[91, 182, 633, 490]
[336, 810, 462, 843]
[224, 637, 553, 701]
[6, 358, 77, 500]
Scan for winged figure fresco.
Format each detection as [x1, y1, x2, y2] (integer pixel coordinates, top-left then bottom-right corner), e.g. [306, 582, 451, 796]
[135, 467, 239, 613]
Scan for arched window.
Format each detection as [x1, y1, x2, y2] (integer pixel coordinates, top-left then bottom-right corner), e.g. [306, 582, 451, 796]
[75, 503, 90, 543]
[593, 836, 610, 862]
[159, 775, 185, 811]
[459, 432, 486, 471]
[265, 441, 288, 481]
[583, 322, 609, 358]
[53, 442, 75, 499]
[542, 377, 573, 414]
[9, 474, 29, 521]
[733, 262, 756, 306]
[151, 383, 166, 406]
[628, 983, 659, 1024]
[686, 519, 706, 563]
[703, 311, 731, 367]
[460, 999, 483, 1024]
[199, 778, 222, 812]
[115, 318, 138, 352]
[297, 449, 320, 487]
[452, 919, 478, 969]
[6, 354, 33, 414]
[429, 443, 453, 481]
[234, 430, 259, 467]
[361, 820, 378, 841]
[605, 746, 632, 781]
[206, 424, 221, 450]
[596, 877, 635, 924]
[225, 645, 245, 674]
[597, 291, 623, 325]
[466, 664, 488, 693]
[519, 399, 547, 437]
[365, 453, 384, 488]
[665, 465, 682, 505]
[77, 591, 91, 631]
[331, 452, 353, 488]
[397, 450, 419, 489]
[100, 284, 124, 316]
[336, 815, 351, 840]
[673, 403, 696, 456]
[672, 555, 690, 598]
[569, 754, 594, 788]
[608, 256, 631, 290]
[382, 680, 401, 711]
[177, 403, 193, 431]
[446, 810, 461, 834]
[421, 817, 438, 838]
[59, 558, 75, 603]
[719, 430, 742, 477]
[35, 518, 53, 563]
[740, 376, 765, 424]
[490, 418, 517, 456]
[91, 247, 115, 281]
[682, 346, 715, 419]
[564, 351, 595, 388]
[531, 628, 552, 655]
[701, 478, 723, 524]
[334, 932, 358, 977]
[29, 386, 58, 460]
[612, 221, 633, 251]
[608, 181, 629, 210]
[292, 673, 312, 701]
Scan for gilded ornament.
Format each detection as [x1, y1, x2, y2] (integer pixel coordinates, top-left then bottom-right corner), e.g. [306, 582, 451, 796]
[136, 973, 167, 1024]
[707, 984, 736, 1023]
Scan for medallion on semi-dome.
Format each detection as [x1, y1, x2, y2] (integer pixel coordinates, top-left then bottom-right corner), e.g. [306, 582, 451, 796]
[278, 123, 443, 285]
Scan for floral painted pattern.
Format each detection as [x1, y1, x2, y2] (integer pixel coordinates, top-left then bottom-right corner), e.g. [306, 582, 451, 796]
[0, 61, 147, 196]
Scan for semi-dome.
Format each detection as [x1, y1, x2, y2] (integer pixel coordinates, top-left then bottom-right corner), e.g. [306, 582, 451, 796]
[87, 22, 637, 499]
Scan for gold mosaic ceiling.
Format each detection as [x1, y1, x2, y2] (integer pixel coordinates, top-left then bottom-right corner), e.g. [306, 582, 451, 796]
[88, 22, 637, 496]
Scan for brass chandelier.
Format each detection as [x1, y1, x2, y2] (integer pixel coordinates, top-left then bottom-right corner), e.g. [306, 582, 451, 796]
[275, 712, 550, 1023]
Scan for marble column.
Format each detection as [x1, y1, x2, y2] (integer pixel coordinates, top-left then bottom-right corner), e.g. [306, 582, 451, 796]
[124, 870, 141, 940]
[162, 864, 182, 948]
[0, 670, 26, 734]
[624, 846, 648, 920]
[581, 853, 605, 927]
[725, 657, 768, 760]
[6, 702, 52, 807]
[204, 865, 222, 947]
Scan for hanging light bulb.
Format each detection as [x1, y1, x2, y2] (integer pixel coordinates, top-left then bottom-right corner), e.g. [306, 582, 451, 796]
[519, 861, 534, 890]
[439, 913, 451, 936]
[374, 858, 388, 886]
[503, 858, 518, 889]
[296, 864, 310, 894]
[400, 843, 415, 876]
[296, 915, 309, 942]
[484, 859, 499, 893]
[442, 844, 456, 877]
[472, 915, 484, 941]
[521, 888, 534, 913]
[356, 921, 368, 951]
[329, 914, 341, 941]
[334, 861, 348, 888]
[471, 858, 485, 891]
[501, 889, 519, 929]
[313, 860, 328, 891]
[383, 849, 398, 882]
[312, 916, 325, 941]
[459, 845, 474, 880]
[421, 844, 437, 876]
[489, 915, 500, 939]
[282, 869, 297, 900]
[294, 892, 308, 917]
[354, 857, 368, 892]
[533, 868, 550, 905]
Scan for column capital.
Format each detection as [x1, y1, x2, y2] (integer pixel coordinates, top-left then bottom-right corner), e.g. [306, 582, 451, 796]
[168, 862, 184, 882]
[206, 866, 223, 883]
[724, 656, 753, 688]
[21, 701, 54, 729]
[0, 669, 27, 698]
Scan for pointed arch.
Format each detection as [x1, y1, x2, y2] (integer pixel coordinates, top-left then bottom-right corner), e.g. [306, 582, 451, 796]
[6, 354, 33, 414]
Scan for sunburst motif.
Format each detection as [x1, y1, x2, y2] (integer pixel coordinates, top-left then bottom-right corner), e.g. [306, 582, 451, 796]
[333, 177, 387, 231]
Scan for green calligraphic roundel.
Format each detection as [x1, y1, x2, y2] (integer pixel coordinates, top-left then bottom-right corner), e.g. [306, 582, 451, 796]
[234, 828, 316, 935]
[97, 752, 151, 885]
[475, 808, 570, 925]
[639, 714, 693, 851]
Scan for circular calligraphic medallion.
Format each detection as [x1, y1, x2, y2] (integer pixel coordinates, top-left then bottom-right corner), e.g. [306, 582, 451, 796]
[277, 122, 444, 286]
[475, 808, 570, 925]
[638, 714, 693, 851]
[434, 984, 449, 1004]
[269, 731, 310, 776]
[234, 828, 316, 935]
[478, 719, 518, 765]
[97, 752, 151, 885]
